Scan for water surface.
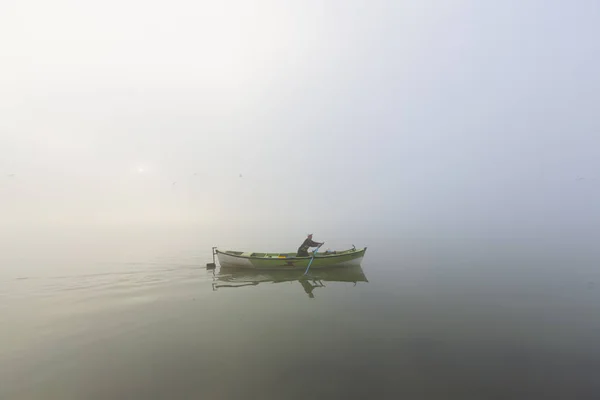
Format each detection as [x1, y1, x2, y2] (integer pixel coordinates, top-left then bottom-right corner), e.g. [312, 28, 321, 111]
[1, 232, 599, 399]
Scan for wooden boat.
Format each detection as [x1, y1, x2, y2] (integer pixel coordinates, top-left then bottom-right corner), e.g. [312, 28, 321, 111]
[215, 246, 366, 270]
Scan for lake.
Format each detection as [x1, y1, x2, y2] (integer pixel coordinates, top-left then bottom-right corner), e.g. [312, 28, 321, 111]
[1, 227, 599, 399]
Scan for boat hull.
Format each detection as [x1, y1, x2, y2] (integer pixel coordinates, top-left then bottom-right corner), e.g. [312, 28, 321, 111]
[215, 247, 366, 270]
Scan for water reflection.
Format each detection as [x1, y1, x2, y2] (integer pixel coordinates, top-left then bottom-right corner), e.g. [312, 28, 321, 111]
[213, 265, 368, 298]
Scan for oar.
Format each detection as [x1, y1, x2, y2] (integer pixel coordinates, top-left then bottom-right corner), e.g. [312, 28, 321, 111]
[303, 244, 322, 276]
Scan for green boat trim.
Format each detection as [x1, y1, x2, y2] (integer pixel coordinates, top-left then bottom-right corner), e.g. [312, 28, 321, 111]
[217, 247, 363, 260]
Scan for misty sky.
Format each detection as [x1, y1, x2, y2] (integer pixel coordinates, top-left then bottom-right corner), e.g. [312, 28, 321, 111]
[1, 0, 599, 240]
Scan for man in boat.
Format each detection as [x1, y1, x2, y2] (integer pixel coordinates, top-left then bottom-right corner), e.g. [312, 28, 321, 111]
[296, 234, 323, 257]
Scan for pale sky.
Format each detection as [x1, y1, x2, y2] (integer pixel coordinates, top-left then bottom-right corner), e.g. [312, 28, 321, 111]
[1, 0, 599, 242]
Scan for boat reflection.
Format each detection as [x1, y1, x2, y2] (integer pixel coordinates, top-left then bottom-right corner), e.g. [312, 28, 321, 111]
[213, 265, 368, 298]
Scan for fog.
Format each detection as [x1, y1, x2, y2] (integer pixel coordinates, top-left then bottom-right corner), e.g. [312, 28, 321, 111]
[1, 0, 599, 261]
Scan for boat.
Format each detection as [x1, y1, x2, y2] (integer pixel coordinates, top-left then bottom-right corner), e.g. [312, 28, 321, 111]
[214, 246, 367, 270]
[213, 265, 369, 298]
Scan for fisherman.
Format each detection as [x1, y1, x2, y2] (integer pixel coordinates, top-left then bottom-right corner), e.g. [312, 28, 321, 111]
[296, 234, 323, 257]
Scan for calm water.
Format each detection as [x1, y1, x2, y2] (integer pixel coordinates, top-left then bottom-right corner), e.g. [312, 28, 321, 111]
[1, 231, 600, 399]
